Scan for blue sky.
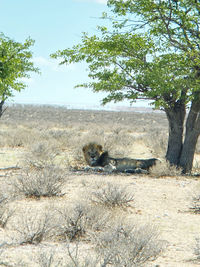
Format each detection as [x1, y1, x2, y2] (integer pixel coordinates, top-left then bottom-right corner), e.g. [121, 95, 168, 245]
[1, 0, 147, 109]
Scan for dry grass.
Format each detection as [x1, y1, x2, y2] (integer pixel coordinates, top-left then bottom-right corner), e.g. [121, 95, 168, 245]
[13, 166, 66, 198]
[0, 104, 198, 266]
[56, 202, 111, 242]
[194, 238, 200, 262]
[0, 192, 15, 228]
[12, 207, 54, 245]
[90, 182, 134, 208]
[92, 222, 164, 267]
[150, 160, 182, 177]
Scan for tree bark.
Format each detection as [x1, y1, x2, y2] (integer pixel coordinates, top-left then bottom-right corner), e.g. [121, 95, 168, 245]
[165, 102, 186, 165]
[179, 101, 200, 173]
[179, 130, 199, 173]
[0, 100, 5, 117]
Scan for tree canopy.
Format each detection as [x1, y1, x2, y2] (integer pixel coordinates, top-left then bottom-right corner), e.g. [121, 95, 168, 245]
[52, 0, 200, 110]
[0, 33, 39, 115]
[51, 0, 200, 173]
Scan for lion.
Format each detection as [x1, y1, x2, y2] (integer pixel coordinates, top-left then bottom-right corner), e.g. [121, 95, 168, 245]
[82, 142, 104, 167]
[82, 142, 158, 173]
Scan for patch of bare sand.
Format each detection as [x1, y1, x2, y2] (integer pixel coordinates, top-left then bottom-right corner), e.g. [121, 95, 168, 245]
[1, 146, 200, 265]
[0, 166, 200, 265]
[62, 173, 200, 266]
[0, 147, 25, 168]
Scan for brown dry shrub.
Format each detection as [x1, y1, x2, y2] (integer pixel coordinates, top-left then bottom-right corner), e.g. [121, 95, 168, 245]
[13, 166, 66, 199]
[0, 126, 41, 148]
[90, 182, 134, 208]
[56, 202, 111, 242]
[146, 130, 167, 158]
[24, 140, 60, 169]
[92, 222, 165, 267]
[150, 160, 182, 177]
[0, 192, 15, 228]
[13, 207, 55, 245]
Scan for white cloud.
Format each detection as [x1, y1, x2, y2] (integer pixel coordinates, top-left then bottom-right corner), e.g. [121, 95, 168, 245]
[32, 57, 76, 72]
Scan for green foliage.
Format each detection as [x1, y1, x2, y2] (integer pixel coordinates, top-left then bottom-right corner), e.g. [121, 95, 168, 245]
[0, 33, 39, 103]
[51, 0, 200, 110]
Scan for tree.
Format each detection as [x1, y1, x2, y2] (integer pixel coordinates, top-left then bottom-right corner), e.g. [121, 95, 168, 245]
[0, 33, 39, 116]
[51, 0, 200, 174]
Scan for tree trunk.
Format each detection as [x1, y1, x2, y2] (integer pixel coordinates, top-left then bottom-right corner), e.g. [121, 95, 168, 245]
[0, 100, 5, 118]
[165, 103, 186, 165]
[179, 131, 199, 173]
[179, 101, 200, 173]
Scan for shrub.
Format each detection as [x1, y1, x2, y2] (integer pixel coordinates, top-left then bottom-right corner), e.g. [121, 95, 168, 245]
[58, 204, 88, 241]
[65, 242, 100, 267]
[146, 130, 167, 158]
[56, 203, 111, 242]
[36, 249, 63, 267]
[13, 166, 65, 198]
[194, 238, 200, 261]
[90, 182, 134, 208]
[150, 160, 182, 177]
[93, 223, 164, 267]
[0, 192, 14, 228]
[25, 141, 60, 169]
[190, 193, 200, 214]
[14, 208, 53, 245]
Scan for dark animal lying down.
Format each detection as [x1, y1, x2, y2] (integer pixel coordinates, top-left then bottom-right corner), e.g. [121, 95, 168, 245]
[98, 151, 158, 173]
[82, 142, 158, 173]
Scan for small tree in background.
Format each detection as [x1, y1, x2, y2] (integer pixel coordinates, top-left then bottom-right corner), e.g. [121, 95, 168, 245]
[0, 33, 39, 116]
[51, 0, 200, 174]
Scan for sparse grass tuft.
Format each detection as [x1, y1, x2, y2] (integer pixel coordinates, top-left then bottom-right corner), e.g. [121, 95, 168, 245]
[194, 238, 200, 261]
[36, 249, 63, 267]
[93, 223, 164, 267]
[0, 192, 15, 228]
[56, 203, 111, 242]
[57, 204, 88, 241]
[14, 208, 54, 245]
[13, 166, 65, 198]
[150, 160, 182, 177]
[146, 130, 167, 158]
[65, 242, 100, 267]
[190, 193, 200, 214]
[25, 141, 60, 169]
[90, 182, 134, 208]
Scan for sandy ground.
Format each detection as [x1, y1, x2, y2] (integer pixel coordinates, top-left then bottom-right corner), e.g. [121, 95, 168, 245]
[0, 148, 199, 266]
[0, 106, 199, 266]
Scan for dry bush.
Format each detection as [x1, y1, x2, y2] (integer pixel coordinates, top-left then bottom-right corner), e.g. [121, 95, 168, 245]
[36, 249, 64, 267]
[90, 182, 134, 208]
[68, 146, 86, 169]
[92, 223, 164, 267]
[56, 203, 111, 242]
[0, 247, 16, 267]
[146, 130, 167, 158]
[13, 166, 65, 198]
[65, 242, 100, 267]
[57, 204, 88, 241]
[190, 193, 200, 214]
[0, 127, 40, 148]
[150, 160, 182, 177]
[25, 141, 60, 169]
[0, 192, 15, 228]
[194, 238, 200, 261]
[13, 208, 54, 245]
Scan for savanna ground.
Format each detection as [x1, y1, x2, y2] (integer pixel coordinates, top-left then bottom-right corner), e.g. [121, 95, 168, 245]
[0, 104, 200, 266]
